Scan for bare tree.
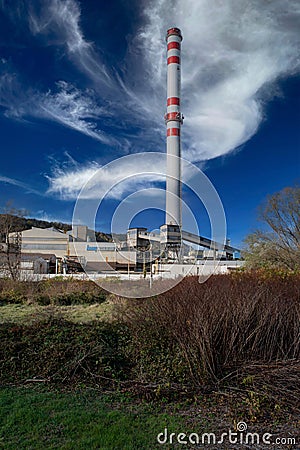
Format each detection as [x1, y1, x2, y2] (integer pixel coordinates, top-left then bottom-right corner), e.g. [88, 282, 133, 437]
[0, 205, 26, 280]
[244, 186, 300, 270]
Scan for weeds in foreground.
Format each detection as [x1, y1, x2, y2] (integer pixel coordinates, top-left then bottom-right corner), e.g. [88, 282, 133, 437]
[0, 272, 299, 414]
[0, 278, 107, 305]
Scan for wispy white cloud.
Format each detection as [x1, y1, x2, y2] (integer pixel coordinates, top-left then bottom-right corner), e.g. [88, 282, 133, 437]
[29, 210, 68, 224]
[0, 0, 130, 147]
[0, 75, 123, 146]
[47, 162, 101, 200]
[37, 81, 116, 145]
[28, 0, 114, 88]
[47, 154, 166, 200]
[27, 0, 162, 141]
[0, 72, 28, 118]
[0, 175, 43, 195]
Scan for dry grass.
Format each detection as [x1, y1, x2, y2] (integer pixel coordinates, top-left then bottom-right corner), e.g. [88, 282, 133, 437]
[0, 277, 107, 306]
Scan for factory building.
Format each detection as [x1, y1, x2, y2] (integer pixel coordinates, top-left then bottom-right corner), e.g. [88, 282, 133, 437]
[13, 225, 136, 274]
[21, 227, 69, 258]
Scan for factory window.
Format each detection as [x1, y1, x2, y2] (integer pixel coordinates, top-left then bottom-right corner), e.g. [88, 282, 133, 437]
[22, 237, 66, 241]
[22, 244, 66, 250]
[127, 232, 137, 238]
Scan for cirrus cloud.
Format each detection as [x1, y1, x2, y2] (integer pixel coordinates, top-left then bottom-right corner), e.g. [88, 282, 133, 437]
[0, 0, 299, 200]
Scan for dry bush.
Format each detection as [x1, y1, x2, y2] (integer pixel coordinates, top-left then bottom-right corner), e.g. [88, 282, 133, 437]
[120, 272, 300, 392]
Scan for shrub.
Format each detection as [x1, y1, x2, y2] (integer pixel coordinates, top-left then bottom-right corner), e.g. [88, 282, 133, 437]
[121, 272, 300, 386]
[0, 279, 108, 305]
[0, 319, 131, 385]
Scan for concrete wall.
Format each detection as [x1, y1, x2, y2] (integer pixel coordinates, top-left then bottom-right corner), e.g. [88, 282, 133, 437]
[158, 260, 244, 277]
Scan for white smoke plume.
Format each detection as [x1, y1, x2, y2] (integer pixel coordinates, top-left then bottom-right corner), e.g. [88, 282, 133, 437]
[128, 0, 300, 161]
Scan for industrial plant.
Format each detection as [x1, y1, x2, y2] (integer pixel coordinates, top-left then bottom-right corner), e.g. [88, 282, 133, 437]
[121, 28, 240, 269]
[6, 28, 241, 278]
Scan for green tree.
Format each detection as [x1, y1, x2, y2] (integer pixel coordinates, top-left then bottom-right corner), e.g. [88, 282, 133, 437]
[243, 186, 300, 270]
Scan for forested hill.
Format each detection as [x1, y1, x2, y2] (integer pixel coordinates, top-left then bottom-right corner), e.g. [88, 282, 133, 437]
[0, 215, 112, 242]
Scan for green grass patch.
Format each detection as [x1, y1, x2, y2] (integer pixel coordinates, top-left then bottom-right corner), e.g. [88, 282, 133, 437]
[0, 302, 114, 324]
[0, 387, 187, 449]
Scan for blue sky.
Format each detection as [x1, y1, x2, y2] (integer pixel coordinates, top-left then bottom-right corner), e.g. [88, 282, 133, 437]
[0, 0, 299, 248]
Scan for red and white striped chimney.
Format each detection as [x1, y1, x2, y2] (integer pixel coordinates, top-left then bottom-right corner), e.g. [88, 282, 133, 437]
[165, 27, 183, 227]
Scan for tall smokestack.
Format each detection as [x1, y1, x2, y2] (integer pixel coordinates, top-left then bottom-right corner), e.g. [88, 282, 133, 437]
[165, 27, 183, 227]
